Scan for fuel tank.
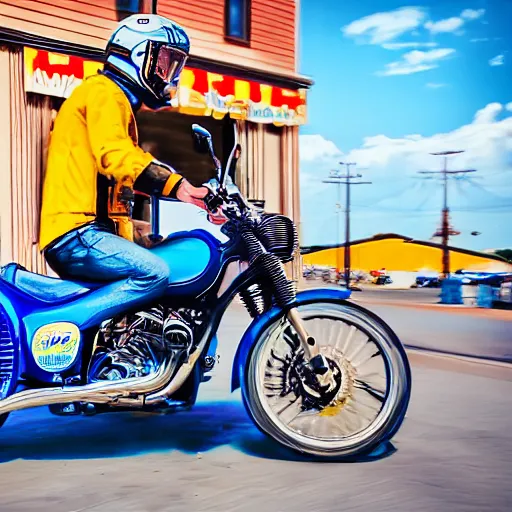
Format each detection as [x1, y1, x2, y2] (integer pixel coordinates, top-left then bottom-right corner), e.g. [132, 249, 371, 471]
[150, 229, 224, 296]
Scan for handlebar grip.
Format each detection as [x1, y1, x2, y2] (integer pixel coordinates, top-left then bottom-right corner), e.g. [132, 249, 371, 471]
[204, 191, 223, 212]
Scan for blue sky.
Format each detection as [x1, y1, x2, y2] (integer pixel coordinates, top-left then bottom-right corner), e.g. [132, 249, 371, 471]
[298, 0, 512, 251]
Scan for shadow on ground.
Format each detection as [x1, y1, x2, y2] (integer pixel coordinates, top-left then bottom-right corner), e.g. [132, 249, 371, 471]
[0, 400, 395, 464]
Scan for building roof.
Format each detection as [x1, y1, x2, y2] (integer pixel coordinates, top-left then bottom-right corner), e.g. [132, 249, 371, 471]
[301, 233, 508, 263]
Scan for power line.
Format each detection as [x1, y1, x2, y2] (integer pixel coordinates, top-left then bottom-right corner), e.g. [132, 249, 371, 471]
[417, 150, 477, 278]
[323, 162, 372, 288]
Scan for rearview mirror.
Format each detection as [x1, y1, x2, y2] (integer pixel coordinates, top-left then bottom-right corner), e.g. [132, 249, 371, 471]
[191, 124, 213, 155]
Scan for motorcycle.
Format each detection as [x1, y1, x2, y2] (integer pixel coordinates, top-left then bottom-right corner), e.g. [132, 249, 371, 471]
[0, 123, 411, 459]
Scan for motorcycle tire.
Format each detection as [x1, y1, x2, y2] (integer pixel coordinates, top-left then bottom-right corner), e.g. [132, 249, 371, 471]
[242, 300, 411, 459]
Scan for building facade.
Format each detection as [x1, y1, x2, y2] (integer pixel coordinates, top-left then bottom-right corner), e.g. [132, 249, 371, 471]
[0, 0, 310, 277]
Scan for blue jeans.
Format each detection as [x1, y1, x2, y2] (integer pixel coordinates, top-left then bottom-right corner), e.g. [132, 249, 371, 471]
[45, 222, 170, 326]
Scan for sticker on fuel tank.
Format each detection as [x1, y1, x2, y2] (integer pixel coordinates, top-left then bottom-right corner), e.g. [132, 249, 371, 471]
[32, 322, 81, 372]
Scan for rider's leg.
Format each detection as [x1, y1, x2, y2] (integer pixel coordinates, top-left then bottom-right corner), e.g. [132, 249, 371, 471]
[44, 223, 169, 329]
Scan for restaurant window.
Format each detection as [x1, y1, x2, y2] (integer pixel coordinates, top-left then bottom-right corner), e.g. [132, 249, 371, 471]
[225, 0, 250, 44]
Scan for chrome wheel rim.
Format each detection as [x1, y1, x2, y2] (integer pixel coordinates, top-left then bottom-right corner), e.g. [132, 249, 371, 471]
[252, 302, 404, 450]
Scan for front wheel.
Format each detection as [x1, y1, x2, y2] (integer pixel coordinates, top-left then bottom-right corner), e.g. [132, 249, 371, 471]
[242, 300, 411, 459]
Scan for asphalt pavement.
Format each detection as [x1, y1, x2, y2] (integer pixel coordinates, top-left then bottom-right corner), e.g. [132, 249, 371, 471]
[0, 302, 511, 512]
[360, 302, 511, 362]
[305, 283, 512, 362]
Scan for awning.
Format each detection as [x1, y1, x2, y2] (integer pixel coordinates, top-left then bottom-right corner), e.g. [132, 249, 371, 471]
[23, 47, 307, 126]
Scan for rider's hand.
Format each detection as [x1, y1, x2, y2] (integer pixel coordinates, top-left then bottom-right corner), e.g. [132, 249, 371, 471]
[175, 179, 227, 225]
[131, 219, 156, 248]
[207, 210, 227, 225]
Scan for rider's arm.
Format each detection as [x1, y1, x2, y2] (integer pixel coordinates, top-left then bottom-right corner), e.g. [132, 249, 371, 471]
[132, 161, 184, 198]
[85, 82, 183, 194]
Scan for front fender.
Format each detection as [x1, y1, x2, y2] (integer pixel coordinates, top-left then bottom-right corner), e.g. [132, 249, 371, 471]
[231, 287, 351, 392]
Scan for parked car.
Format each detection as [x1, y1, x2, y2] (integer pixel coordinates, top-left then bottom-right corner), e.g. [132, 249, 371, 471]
[373, 275, 393, 285]
[415, 276, 441, 288]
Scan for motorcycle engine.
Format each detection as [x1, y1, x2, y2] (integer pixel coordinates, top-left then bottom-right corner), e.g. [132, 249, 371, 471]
[88, 306, 206, 382]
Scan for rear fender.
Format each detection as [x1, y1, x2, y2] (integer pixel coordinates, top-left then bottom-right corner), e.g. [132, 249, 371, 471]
[0, 286, 22, 393]
[230, 287, 351, 392]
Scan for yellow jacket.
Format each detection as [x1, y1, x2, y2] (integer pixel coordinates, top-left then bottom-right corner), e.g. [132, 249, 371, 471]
[39, 73, 182, 250]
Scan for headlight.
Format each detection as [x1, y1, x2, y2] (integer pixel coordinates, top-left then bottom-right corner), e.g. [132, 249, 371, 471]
[256, 214, 298, 263]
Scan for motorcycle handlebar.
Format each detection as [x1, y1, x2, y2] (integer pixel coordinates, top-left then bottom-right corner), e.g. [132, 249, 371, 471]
[203, 190, 224, 213]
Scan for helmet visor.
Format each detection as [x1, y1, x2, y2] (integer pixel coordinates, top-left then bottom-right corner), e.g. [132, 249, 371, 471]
[154, 45, 187, 84]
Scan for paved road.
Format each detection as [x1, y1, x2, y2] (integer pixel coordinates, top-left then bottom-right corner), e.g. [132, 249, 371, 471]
[0, 305, 511, 512]
[359, 302, 512, 362]
[304, 283, 512, 361]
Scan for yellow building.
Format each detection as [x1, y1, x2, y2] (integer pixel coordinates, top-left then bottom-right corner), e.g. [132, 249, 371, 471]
[302, 234, 512, 274]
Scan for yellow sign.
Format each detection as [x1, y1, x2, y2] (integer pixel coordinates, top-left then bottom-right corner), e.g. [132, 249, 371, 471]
[32, 322, 81, 372]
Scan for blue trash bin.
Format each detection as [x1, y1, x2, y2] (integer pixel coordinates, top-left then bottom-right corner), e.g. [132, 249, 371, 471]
[476, 284, 494, 308]
[440, 278, 463, 305]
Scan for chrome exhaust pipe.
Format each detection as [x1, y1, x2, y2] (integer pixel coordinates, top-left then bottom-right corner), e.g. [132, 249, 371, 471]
[145, 324, 212, 405]
[0, 357, 175, 416]
[145, 347, 202, 404]
[0, 324, 213, 415]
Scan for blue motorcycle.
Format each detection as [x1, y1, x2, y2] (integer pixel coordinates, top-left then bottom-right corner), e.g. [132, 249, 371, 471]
[0, 124, 411, 459]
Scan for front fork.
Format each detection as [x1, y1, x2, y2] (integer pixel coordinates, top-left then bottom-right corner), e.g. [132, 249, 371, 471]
[286, 307, 336, 392]
[242, 228, 337, 393]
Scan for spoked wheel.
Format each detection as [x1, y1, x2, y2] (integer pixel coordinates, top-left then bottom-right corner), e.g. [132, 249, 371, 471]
[243, 301, 411, 459]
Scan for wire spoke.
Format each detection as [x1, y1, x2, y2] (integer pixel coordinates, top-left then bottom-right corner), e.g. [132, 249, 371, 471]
[354, 379, 386, 403]
[277, 396, 303, 425]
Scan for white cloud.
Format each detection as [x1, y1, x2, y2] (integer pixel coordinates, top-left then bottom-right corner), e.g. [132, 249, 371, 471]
[461, 8, 485, 20]
[300, 102, 512, 248]
[426, 82, 447, 88]
[489, 54, 504, 66]
[349, 103, 511, 167]
[379, 63, 436, 76]
[299, 134, 343, 162]
[342, 7, 426, 44]
[425, 8, 486, 34]
[425, 17, 464, 34]
[377, 48, 455, 76]
[470, 37, 489, 43]
[382, 41, 438, 50]
[408, 49, 455, 63]
[473, 103, 503, 124]
[300, 101, 512, 184]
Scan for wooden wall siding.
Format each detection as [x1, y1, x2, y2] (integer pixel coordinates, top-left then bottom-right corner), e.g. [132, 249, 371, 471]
[0, 0, 298, 76]
[0, 47, 51, 273]
[158, 0, 297, 74]
[0, 0, 119, 49]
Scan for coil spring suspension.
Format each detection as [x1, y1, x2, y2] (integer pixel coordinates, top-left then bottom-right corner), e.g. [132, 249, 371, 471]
[239, 284, 271, 318]
[241, 229, 297, 309]
[257, 252, 296, 307]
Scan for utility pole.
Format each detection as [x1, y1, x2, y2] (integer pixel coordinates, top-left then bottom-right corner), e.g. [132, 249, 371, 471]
[323, 163, 371, 289]
[418, 151, 476, 278]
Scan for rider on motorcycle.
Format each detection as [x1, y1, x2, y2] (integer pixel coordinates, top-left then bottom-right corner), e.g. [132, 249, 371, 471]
[39, 14, 223, 380]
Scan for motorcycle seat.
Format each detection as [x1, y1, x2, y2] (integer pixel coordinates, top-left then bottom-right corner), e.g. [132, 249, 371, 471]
[0, 263, 102, 304]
